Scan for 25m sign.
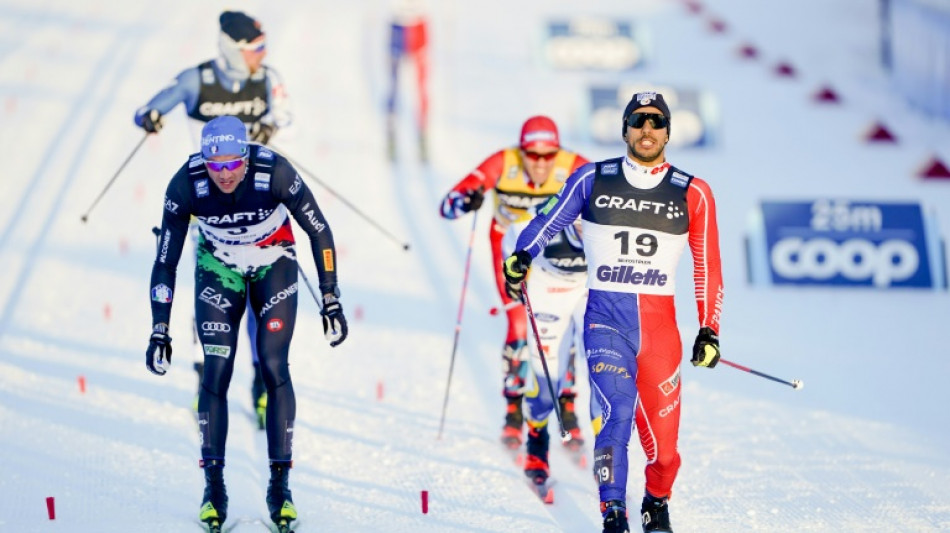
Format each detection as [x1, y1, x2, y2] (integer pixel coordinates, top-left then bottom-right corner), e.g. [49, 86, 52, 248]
[748, 200, 946, 289]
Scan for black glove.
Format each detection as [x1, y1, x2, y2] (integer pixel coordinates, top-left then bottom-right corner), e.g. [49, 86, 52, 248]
[145, 323, 172, 375]
[461, 187, 485, 212]
[503, 250, 532, 300]
[249, 122, 276, 144]
[141, 109, 164, 134]
[321, 295, 348, 347]
[691, 327, 720, 368]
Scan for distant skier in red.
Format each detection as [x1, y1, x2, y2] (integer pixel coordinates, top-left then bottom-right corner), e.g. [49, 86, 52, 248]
[439, 116, 589, 450]
[386, 0, 430, 162]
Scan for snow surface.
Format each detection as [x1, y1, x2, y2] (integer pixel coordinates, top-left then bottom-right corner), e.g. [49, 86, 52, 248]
[1, 0, 949, 531]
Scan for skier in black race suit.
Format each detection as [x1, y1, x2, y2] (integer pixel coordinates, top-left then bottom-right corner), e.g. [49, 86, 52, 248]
[134, 10, 293, 430]
[144, 115, 347, 532]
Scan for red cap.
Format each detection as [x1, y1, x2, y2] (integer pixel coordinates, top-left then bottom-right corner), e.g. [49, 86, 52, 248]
[520, 116, 559, 151]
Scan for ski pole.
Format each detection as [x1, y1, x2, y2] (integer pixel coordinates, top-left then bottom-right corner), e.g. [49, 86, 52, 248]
[270, 144, 411, 251]
[81, 133, 150, 223]
[522, 283, 570, 443]
[719, 358, 804, 390]
[437, 211, 479, 440]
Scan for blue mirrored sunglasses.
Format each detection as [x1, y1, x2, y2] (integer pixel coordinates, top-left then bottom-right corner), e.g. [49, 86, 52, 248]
[204, 158, 245, 172]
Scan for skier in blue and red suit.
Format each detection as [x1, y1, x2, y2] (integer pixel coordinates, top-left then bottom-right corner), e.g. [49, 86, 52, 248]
[504, 92, 724, 533]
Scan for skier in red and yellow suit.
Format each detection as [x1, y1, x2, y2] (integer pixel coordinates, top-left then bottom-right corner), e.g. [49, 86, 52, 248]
[439, 116, 588, 447]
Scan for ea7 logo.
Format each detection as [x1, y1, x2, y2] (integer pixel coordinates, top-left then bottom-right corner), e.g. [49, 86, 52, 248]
[199, 287, 232, 312]
[164, 197, 179, 214]
[289, 175, 302, 195]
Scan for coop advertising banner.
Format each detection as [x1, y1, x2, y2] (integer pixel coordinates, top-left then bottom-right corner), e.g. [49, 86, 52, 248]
[748, 199, 946, 289]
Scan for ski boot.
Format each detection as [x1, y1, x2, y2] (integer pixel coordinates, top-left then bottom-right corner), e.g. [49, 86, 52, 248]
[251, 363, 267, 431]
[640, 493, 673, 532]
[524, 425, 550, 483]
[558, 393, 584, 450]
[500, 395, 524, 449]
[266, 461, 298, 532]
[601, 500, 629, 533]
[198, 459, 228, 533]
[523, 424, 554, 502]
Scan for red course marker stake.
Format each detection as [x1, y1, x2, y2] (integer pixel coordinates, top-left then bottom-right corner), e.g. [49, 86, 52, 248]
[46, 496, 55, 520]
[78, 375, 86, 394]
[421, 490, 428, 514]
[864, 122, 897, 143]
[919, 156, 950, 179]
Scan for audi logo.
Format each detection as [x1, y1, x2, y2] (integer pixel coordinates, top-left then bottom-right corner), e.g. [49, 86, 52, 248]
[201, 322, 231, 332]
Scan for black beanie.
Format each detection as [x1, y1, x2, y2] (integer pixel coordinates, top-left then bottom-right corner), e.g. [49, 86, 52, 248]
[220, 11, 263, 44]
[622, 92, 671, 136]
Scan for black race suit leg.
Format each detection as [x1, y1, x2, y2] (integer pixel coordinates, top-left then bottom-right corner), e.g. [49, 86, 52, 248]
[194, 253, 247, 462]
[248, 254, 298, 462]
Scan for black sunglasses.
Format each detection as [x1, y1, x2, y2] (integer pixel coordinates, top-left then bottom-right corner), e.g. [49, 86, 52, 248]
[626, 112, 669, 129]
